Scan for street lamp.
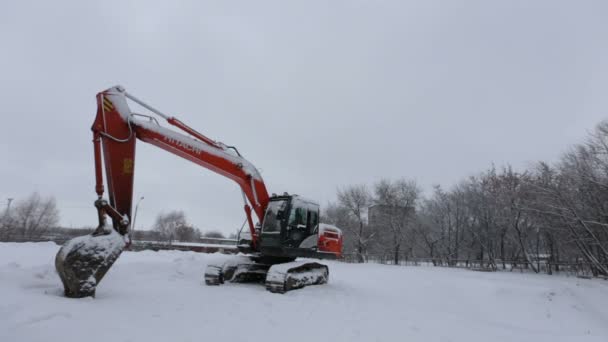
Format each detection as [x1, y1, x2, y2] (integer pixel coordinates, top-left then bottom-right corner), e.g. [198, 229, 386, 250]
[130, 196, 144, 242]
[5, 198, 13, 215]
[2, 198, 13, 227]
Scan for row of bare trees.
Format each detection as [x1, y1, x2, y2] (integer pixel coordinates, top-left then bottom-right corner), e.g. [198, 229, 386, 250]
[327, 121, 608, 276]
[0, 194, 223, 244]
[0, 193, 60, 241]
[149, 210, 228, 243]
[151, 210, 201, 243]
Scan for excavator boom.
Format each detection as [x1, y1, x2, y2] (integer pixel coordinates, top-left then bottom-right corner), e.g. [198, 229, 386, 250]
[91, 86, 268, 241]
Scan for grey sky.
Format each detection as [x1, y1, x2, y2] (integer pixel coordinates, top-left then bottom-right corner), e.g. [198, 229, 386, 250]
[1, 1, 606, 235]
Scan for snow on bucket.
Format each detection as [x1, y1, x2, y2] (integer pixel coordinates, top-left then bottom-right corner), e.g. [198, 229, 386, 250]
[55, 226, 126, 298]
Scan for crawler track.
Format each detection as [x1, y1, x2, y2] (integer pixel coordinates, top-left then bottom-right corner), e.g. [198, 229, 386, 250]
[204, 258, 329, 293]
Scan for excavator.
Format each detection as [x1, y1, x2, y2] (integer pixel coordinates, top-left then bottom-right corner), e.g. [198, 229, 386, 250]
[55, 86, 343, 298]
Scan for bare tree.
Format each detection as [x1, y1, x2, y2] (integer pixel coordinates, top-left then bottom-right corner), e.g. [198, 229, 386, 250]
[153, 210, 187, 243]
[372, 178, 420, 265]
[337, 184, 372, 262]
[6, 193, 60, 240]
[525, 157, 608, 276]
[174, 224, 199, 242]
[413, 205, 442, 265]
[1, 198, 14, 240]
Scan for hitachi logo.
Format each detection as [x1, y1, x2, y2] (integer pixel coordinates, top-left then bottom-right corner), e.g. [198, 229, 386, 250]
[163, 136, 202, 154]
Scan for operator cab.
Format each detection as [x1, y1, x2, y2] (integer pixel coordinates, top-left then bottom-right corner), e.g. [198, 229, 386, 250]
[259, 194, 320, 258]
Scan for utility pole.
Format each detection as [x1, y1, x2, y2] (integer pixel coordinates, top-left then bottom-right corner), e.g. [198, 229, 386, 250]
[5, 198, 13, 216]
[2, 198, 14, 234]
[130, 196, 144, 242]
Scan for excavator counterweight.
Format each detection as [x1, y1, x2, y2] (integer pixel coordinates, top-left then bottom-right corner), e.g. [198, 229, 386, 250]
[55, 86, 342, 297]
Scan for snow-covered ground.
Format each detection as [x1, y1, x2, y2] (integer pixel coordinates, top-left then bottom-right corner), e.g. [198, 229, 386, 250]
[1, 242, 607, 342]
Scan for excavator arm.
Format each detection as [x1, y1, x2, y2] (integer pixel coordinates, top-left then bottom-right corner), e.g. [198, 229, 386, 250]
[55, 86, 270, 297]
[91, 86, 269, 246]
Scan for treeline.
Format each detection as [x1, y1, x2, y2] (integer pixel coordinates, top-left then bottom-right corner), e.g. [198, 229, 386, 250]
[147, 210, 230, 243]
[326, 121, 608, 276]
[0, 194, 228, 243]
[0, 193, 59, 241]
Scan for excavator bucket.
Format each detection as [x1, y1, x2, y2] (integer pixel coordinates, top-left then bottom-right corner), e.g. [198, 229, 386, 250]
[55, 226, 126, 298]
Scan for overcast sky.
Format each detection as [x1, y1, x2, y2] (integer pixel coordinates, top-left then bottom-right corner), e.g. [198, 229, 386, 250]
[1, 0, 607, 235]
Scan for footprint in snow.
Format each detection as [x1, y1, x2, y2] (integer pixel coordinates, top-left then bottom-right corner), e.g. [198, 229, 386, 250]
[16, 312, 72, 326]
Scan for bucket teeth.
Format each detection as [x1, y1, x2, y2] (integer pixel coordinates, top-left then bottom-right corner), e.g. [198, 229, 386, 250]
[55, 228, 125, 298]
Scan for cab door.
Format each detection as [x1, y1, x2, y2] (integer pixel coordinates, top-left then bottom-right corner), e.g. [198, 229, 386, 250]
[285, 206, 319, 248]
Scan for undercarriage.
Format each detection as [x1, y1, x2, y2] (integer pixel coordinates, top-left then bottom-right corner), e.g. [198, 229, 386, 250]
[204, 256, 329, 293]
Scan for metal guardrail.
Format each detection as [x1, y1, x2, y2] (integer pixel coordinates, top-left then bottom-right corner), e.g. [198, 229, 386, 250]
[129, 240, 239, 254]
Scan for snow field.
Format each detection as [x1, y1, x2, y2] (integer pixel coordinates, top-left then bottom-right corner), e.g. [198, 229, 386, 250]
[1, 242, 607, 342]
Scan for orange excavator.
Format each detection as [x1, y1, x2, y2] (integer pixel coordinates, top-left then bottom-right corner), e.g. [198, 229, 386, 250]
[55, 86, 343, 297]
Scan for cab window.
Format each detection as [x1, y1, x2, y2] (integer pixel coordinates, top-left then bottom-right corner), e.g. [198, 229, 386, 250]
[308, 211, 318, 231]
[296, 208, 307, 226]
[262, 200, 286, 233]
[289, 207, 307, 228]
